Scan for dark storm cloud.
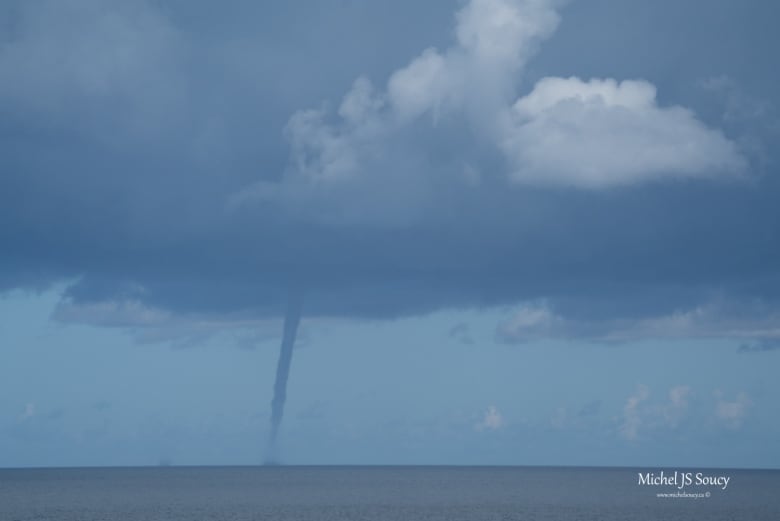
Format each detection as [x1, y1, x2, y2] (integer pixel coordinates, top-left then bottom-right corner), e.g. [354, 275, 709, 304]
[1, 0, 779, 344]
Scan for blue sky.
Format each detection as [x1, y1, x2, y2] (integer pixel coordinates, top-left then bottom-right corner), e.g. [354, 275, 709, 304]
[1, 0, 779, 468]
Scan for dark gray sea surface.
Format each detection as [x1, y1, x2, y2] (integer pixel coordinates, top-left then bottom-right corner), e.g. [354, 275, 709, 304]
[1, 466, 779, 520]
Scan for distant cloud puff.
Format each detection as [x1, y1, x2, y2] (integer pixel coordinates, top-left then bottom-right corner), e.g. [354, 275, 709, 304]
[618, 385, 692, 441]
[619, 385, 649, 441]
[448, 322, 475, 345]
[19, 402, 36, 422]
[616, 385, 755, 442]
[715, 391, 750, 428]
[662, 386, 690, 428]
[738, 339, 780, 353]
[475, 405, 505, 431]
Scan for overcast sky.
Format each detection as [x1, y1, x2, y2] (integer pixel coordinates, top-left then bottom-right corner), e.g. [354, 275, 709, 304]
[2, 0, 779, 468]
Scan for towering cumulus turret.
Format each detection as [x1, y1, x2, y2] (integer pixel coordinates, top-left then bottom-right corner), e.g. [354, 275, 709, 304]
[265, 292, 303, 464]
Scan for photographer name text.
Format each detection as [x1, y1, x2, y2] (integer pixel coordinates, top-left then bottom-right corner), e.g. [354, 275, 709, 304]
[638, 471, 730, 490]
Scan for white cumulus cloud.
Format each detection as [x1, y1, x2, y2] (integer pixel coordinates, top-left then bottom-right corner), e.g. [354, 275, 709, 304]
[236, 0, 745, 219]
[502, 77, 746, 187]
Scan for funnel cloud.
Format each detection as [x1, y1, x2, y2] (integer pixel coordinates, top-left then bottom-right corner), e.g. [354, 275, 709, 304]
[266, 292, 303, 462]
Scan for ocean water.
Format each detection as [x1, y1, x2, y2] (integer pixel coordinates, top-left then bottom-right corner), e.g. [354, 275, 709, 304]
[1, 466, 779, 520]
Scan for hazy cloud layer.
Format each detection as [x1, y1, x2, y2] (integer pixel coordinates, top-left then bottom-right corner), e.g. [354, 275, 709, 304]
[496, 299, 780, 347]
